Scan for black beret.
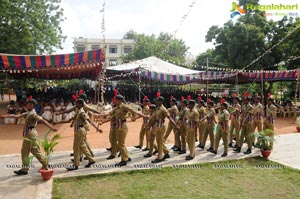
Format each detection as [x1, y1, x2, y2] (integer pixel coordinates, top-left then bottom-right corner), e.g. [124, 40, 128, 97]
[116, 95, 125, 101]
[150, 104, 156, 109]
[181, 99, 188, 105]
[79, 94, 87, 100]
[27, 99, 37, 105]
[189, 99, 196, 105]
[170, 98, 177, 103]
[77, 99, 84, 105]
[157, 96, 164, 102]
[144, 99, 150, 102]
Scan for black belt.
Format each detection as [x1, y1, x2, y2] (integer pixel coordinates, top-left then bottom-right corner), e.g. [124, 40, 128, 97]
[27, 126, 35, 130]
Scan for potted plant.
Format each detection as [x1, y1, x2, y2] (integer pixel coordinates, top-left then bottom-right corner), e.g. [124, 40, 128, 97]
[256, 129, 275, 159]
[26, 130, 61, 180]
[296, 116, 300, 132]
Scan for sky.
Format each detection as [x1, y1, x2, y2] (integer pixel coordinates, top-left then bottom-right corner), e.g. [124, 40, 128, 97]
[56, 0, 300, 56]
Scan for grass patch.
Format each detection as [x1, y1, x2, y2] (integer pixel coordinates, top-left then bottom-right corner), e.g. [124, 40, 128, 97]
[52, 157, 300, 199]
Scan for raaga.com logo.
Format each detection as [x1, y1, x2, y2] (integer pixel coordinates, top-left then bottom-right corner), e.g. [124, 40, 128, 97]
[230, 2, 299, 18]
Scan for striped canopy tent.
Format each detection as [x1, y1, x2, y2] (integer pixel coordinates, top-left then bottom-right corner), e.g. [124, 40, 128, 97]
[0, 49, 105, 80]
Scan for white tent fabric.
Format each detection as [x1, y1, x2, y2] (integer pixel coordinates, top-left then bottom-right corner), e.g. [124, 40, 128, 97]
[107, 56, 200, 75]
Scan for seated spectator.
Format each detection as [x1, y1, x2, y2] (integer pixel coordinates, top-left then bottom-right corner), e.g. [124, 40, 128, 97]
[4, 100, 17, 124]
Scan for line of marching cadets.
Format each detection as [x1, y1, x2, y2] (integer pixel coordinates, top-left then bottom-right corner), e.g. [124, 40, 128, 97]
[2, 91, 277, 175]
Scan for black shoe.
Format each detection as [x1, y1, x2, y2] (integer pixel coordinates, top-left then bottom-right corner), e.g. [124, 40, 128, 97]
[163, 154, 170, 160]
[84, 157, 88, 160]
[221, 153, 228, 157]
[199, 145, 204, 149]
[152, 150, 158, 155]
[71, 158, 82, 162]
[14, 170, 28, 175]
[144, 154, 152, 158]
[85, 161, 96, 168]
[197, 144, 202, 148]
[171, 145, 176, 150]
[178, 150, 186, 154]
[115, 161, 127, 167]
[207, 147, 214, 152]
[228, 143, 233, 148]
[106, 155, 115, 160]
[106, 148, 112, 151]
[127, 158, 132, 162]
[142, 148, 149, 151]
[173, 147, 181, 152]
[244, 149, 252, 155]
[134, 145, 142, 149]
[70, 153, 74, 156]
[254, 143, 261, 148]
[233, 144, 238, 149]
[185, 155, 194, 160]
[66, 165, 78, 171]
[233, 147, 241, 153]
[195, 139, 198, 142]
[209, 150, 217, 154]
[151, 159, 163, 163]
[233, 137, 236, 141]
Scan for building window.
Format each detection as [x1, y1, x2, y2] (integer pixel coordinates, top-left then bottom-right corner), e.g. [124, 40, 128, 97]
[109, 45, 118, 54]
[124, 46, 132, 54]
[109, 59, 118, 66]
[91, 45, 100, 50]
[76, 45, 86, 52]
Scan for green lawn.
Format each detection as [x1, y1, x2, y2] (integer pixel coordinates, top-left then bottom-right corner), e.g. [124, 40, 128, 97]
[52, 157, 300, 199]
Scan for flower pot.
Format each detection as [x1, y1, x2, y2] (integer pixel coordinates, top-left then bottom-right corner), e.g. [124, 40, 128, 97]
[296, 126, 300, 132]
[40, 169, 54, 180]
[261, 149, 272, 159]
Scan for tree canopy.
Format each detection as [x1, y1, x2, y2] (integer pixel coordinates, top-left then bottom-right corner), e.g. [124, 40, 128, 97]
[122, 30, 189, 64]
[0, 0, 66, 55]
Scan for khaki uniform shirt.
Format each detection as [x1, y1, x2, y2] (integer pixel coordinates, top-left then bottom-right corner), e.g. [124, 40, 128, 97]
[142, 105, 150, 124]
[266, 104, 277, 124]
[155, 105, 170, 127]
[253, 103, 264, 120]
[231, 103, 241, 121]
[206, 107, 215, 124]
[218, 109, 230, 129]
[197, 106, 206, 121]
[168, 105, 179, 121]
[241, 103, 254, 125]
[186, 108, 199, 129]
[22, 109, 43, 136]
[73, 108, 89, 132]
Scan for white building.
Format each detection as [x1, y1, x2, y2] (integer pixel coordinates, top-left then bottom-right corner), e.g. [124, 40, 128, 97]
[73, 38, 135, 66]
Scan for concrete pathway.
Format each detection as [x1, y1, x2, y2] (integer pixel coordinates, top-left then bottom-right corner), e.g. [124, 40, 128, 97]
[0, 133, 299, 199]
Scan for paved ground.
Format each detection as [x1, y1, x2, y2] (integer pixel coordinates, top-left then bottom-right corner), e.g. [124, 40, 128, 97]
[0, 133, 300, 199]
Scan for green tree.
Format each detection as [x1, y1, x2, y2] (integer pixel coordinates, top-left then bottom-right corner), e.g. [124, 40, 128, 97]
[122, 31, 189, 65]
[0, 0, 66, 55]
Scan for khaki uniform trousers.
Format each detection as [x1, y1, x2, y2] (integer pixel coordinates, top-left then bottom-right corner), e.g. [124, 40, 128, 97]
[148, 129, 158, 155]
[74, 128, 94, 166]
[116, 125, 130, 162]
[215, 126, 228, 153]
[179, 125, 187, 150]
[253, 119, 263, 144]
[202, 123, 214, 148]
[229, 119, 240, 144]
[186, 128, 196, 157]
[155, 125, 169, 160]
[138, 124, 150, 149]
[73, 132, 94, 158]
[109, 127, 118, 157]
[198, 121, 206, 145]
[163, 122, 180, 147]
[21, 130, 47, 172]
[238, 122, 253, 150]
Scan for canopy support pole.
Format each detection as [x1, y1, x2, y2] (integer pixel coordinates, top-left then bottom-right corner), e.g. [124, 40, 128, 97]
[206, 57, 208, 101]
[295, 67, 299, 105]
[138, 66, 141, 103]
[261, 68, 264, 102]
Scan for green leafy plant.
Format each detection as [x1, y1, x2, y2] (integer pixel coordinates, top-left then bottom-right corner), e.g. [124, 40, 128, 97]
[25, 130, 61, 166]
[256, 129, 275, 151]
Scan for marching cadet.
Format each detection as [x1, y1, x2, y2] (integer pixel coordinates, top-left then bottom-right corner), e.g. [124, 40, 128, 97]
[63, 99, 102, 171]
[177, 99, 188, 154]
[234, 96, 254, 154]
[57, 94, 100, 158]
[134, 97, 150, 151]
[144, 104, 158, 157]
[253, 96, 264, 147]
[210, 102, 230, 157]
[1, 99, 57, 175]
[163, 97, 180, 151]
[99, 95, 146, 166]
[185, 100, 199, 160]
[200, 101, 216, 151]
[229, 96, 241, 148]
[196, 99, 206, 148]
[145, 96, 179, 163]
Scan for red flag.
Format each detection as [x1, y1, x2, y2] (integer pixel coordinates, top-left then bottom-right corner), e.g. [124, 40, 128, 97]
[28, 95, 33, 100]
[143, 96, 148, 101]
[197, 96, 202, 101]
[170, 96, 174, 100]
[232, 93, 237, 98]
[221, 98, 225, 103]
[207, 98, 211, 103]
[113, 89, 118, 97]
[181, 96, 185, 101]
[267, 93, 271, 99]
[72, 95, 77, 102]
[147, 102, 151, 106]
[112, 96, 116, 104]
[79, 89, 84, 95]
